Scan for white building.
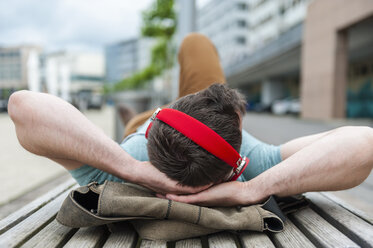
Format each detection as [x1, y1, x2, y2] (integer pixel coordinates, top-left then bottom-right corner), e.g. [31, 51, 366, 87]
[197, 0, 311, 69]
[249, 0, 311, 50]
[197, 0, 251, 68]
[197, 0, 312, 111]
[42, 51, 105, 109]
[0, 46, 42, 90]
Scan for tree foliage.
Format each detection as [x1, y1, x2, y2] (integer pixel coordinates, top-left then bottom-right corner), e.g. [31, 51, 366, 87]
[112, 0, 176, 92]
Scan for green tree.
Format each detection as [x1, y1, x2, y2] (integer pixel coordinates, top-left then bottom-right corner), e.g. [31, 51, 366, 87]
[112, 0, 176, 92]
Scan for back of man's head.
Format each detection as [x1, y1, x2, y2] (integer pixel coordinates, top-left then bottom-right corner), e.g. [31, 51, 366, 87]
[147, 84, 246, 186]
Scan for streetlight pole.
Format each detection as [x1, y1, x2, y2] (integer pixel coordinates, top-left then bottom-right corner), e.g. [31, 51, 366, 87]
[172, 0, 196, 100]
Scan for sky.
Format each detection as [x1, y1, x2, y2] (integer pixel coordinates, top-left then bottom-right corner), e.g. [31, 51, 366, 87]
[0, 0, 210, 53]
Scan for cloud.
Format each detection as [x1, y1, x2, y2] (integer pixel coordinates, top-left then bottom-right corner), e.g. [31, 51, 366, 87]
[0, 0, 152, 52]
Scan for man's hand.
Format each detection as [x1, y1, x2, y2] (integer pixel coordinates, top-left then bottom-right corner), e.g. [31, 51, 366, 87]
[162, 180, 266, 207]
[134, 161, 211, 194]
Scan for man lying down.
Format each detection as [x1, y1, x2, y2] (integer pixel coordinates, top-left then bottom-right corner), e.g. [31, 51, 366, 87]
[8, 34, 373, 240]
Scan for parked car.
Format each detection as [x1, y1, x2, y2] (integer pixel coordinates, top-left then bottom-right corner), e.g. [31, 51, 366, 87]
[0, 99, 8, 112]
[89, 92, 105, 109]
[72, 90, 104, 111]
[272, 98, 301, 115]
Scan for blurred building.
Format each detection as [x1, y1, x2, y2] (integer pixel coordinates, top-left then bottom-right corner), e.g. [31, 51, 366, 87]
[0, 46, 42, 109]
[249, 0, 309, 51]
[174, 0, 197, 99]
[0, 45, 42, 90]
[302, 0, 373, 119]
[105, 38, 155, 84]
[0, 46, 105, 110]
[197, 0, 251, 68]
[199, 0, 373, 120]
[41, 51, 105, 110]
[197, 0, 311, 112]
[249, 0, 311, 51]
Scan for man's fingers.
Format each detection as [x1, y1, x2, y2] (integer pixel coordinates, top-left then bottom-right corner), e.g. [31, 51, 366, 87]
[166, 193, 204, 204]
[174, 183, 212, 194]
[156, 193, 167, 199]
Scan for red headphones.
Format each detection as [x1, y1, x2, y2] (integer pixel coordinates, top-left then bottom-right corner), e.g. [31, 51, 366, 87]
[145, 108, 249, 181]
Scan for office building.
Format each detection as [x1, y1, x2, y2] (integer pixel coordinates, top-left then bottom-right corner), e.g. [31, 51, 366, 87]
[105, 38, 155, 84]
[203, 0, 373, 119]
[0, 46, 42, 90]
[197, 0, 251, 68]
[41, 51, 104, 108]
[249, 0, 311, 51]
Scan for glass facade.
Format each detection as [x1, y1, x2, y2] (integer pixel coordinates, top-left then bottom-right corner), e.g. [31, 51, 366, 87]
[347, 61, 373, 118]
[105, 39, 138, 84]
[0, 50, 22, 81]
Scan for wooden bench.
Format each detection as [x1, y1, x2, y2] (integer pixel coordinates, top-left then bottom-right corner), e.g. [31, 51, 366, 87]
[1, 179, 373, 248]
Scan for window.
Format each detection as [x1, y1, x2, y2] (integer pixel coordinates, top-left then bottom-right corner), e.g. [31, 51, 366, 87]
[236, 36, 246, 45]
[237, 20, 247, 27]
[361, 65, 368, 76]
[237, 3, 248, 10]
[258, 15, 272, 26]
[253, 0, 267, 9]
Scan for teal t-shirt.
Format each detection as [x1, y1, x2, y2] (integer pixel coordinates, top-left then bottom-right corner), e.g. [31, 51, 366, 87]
[69, 119, 282, 185]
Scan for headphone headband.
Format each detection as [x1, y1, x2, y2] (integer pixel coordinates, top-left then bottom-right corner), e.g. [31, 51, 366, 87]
[145, 108, 249, 181]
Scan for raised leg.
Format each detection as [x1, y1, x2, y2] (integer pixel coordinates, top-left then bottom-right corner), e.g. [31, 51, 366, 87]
[178, 32, 225, 97]
[124, 33, 225, 136]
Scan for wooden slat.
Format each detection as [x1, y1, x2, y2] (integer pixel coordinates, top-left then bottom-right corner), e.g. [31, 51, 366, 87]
[140, 239, 167, 248]
[208, 232, 237, 248]
[271, 219, 316, 248]
[239, 231, 275, 248]
[307, 192, 373, 248]
[290, 208, 359, 248]
[0, 178, 76, 235]
[321, 192, 373, 225]
[103, 223, 137, 248]
[0, 189, 73, 247]
[175, 238, 203, 248]
[63, 226, 108, 248]
[21, 219, 77, 248]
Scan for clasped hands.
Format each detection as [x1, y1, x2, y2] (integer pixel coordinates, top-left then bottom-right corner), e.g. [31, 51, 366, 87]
[133, 161, 265, 207]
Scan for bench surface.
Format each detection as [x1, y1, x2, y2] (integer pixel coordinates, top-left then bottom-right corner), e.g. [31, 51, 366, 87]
[0, 178, 372, 248]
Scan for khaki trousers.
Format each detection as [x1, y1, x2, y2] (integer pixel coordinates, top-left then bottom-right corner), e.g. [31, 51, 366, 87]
[123, 33, 226, 137]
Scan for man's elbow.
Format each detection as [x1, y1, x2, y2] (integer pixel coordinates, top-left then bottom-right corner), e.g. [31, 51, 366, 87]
[8, 90, 32, 125]
[362, 126, 373, 146]
[336, 126, 373, 145]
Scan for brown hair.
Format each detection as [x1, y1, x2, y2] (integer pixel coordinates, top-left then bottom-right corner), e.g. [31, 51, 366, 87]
[147, 84, 246, 186]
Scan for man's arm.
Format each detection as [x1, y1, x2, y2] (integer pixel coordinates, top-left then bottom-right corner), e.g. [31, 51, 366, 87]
[280, 130, 332, 160]
[8, 91, 205, 194]
[165, 126, 373, 206]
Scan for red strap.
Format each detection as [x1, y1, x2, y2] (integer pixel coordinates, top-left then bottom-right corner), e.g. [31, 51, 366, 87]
[145, 108, 249, 181]
[145, 122, 153, 138]
[158, 109, 240, 167]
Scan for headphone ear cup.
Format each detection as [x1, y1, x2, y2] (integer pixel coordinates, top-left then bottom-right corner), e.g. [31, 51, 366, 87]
[146, 108, 163, 139]
[145, 122, 153, 139]
[229, 157, 250, 181]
